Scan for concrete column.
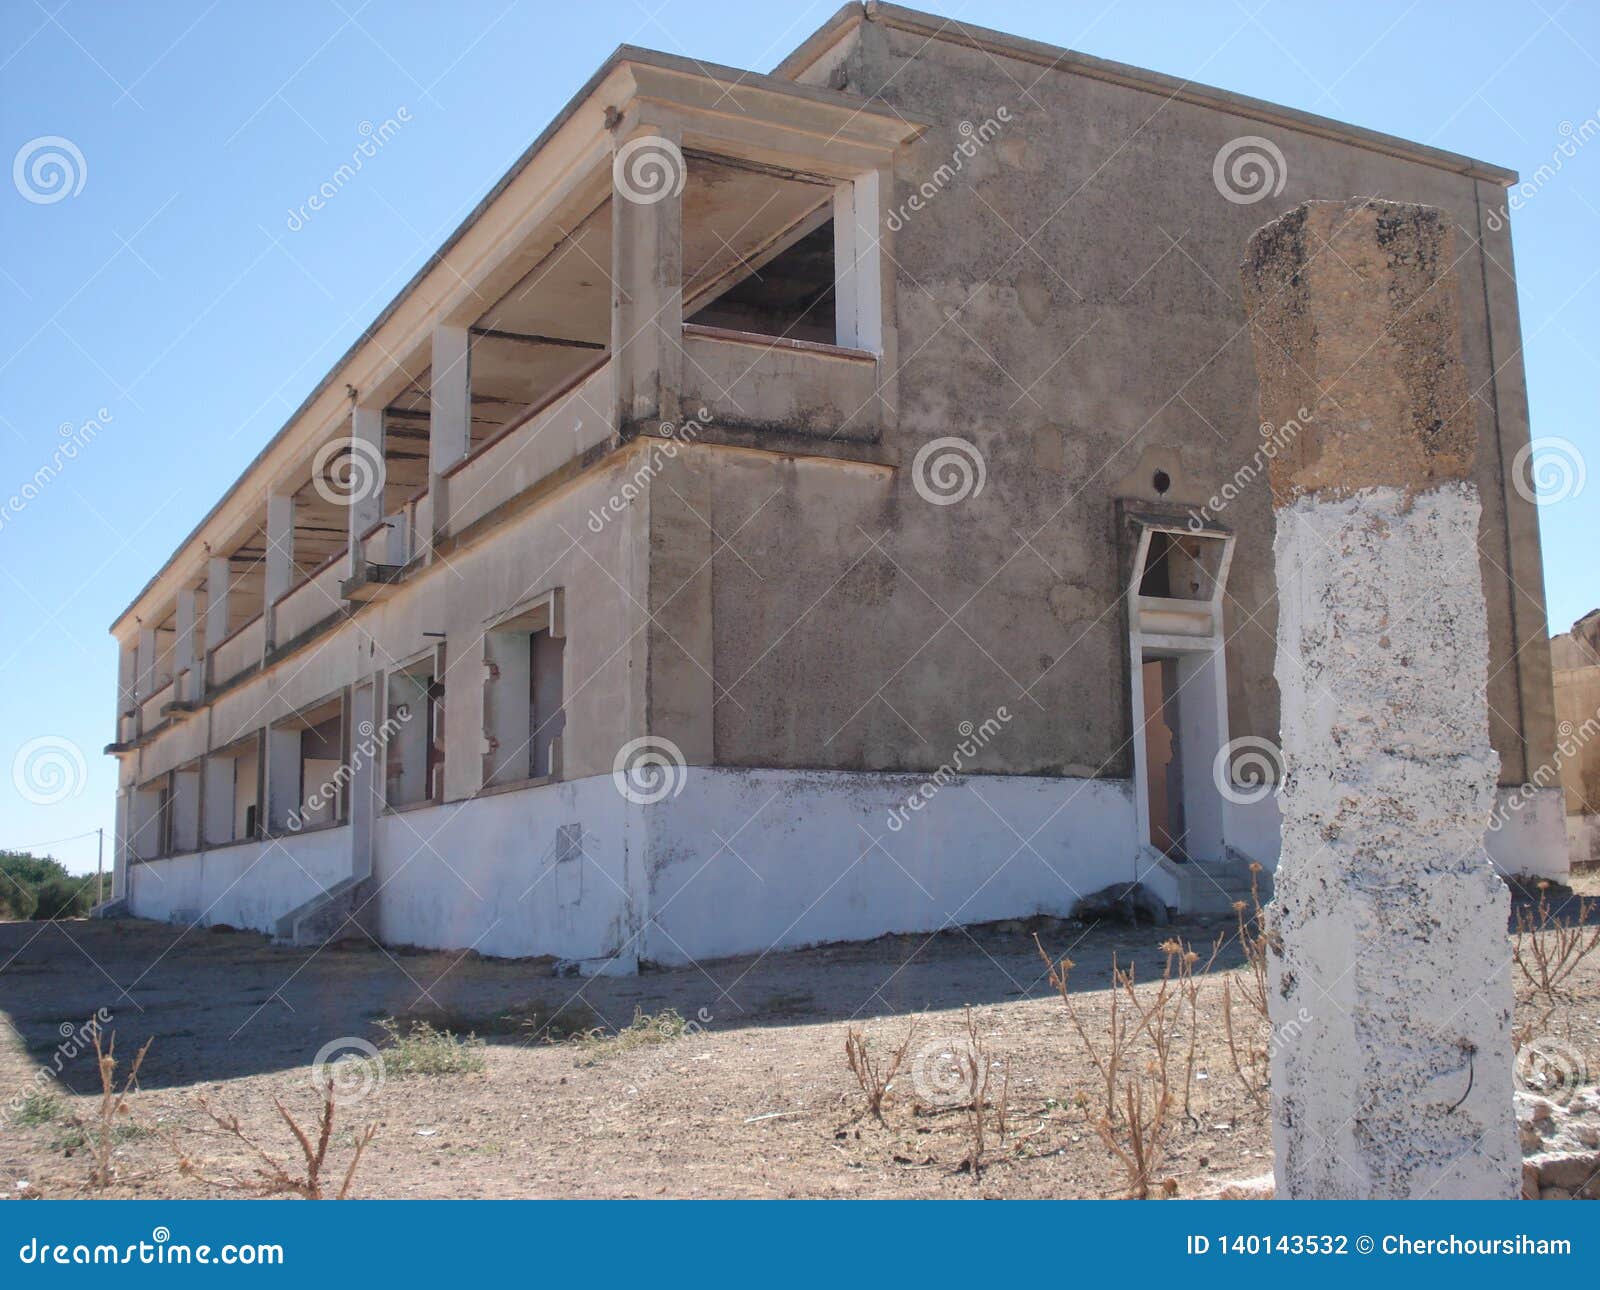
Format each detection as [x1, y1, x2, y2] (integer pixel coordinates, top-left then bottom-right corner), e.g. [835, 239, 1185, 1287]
[348, 404, 385, 580]
[348, 677, 381, 883]
[204, 556, 230, 649]
[833, 170, 883, 351]
[174, 587, 198, 703]
[428, 325, 471, 547]
[264, 491, 295, 648]
[116, 642, 137, 737]
[135, 625, 156, 699]
[112, 788, 130, 900]
[265, 723, 301, 834]
[1242, 199, 1518, 1199]
[610, 123, 683, 426]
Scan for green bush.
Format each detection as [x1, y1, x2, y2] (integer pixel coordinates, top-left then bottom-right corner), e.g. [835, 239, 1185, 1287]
[31, 877, 91, 920]
[0, 853, 97, 920]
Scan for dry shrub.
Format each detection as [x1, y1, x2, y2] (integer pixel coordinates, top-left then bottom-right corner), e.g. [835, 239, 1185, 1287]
[843, 1018, 916, 1123]
[89, 1030, 150, 1192]
[1512, 883, 1599, 1043]
[1036, 933, 1217, 1198]
[572, 1007, 694, 1065]
[1034, 939, 1132, 1123]
[1222, 866, 1276, 1108]
[952, 1006, 1009, 1177]
[175, 1077, 376, 1199]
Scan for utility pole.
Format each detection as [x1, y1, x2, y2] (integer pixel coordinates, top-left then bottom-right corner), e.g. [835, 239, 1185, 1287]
[96, 828, 104, 904]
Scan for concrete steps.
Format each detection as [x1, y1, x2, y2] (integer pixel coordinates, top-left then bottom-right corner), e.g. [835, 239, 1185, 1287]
[1161, 847, 1274, 917]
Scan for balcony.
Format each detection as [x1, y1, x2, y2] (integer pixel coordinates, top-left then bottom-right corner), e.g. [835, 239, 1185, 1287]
[272, 552, 348, 647]
[138, 679, 174, 734]
[442, 359, 613, 537]
[680, 325, 878, 442]
[209, 614, 263, 689]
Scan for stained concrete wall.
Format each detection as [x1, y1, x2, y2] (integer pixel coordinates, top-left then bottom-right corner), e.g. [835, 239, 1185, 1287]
[1551, 611, 1600, 868]
[710, 14, 1557, 791]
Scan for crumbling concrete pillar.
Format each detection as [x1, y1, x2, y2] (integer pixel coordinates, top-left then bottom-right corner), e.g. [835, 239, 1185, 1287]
[1241, 199, 1518, 1199]
[428, 325, 470, 547]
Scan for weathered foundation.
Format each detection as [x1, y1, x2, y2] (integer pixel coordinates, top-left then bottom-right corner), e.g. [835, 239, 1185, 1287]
[1243, 199, 1519, 1199]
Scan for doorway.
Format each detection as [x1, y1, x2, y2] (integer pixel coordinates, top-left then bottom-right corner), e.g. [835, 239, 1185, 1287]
[1141, 658, 1185, 857]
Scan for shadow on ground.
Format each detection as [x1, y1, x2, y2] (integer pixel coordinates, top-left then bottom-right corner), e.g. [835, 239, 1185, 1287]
[0, 907, 1252, 1091]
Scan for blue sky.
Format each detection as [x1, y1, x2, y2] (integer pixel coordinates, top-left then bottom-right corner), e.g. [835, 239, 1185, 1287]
[2, 0, 1596, 874]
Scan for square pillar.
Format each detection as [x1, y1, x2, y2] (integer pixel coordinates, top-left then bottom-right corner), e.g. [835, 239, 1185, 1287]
[264, 491, 295, 648]
[174, 586, 198, 703]
[202, 554, 230, 693]
[348, 404, 385, 580]
[833, 170, 883, 352]
[428, 325, 471, 547]
[611, 123, 683, 426]
[135, 624, 156, 697]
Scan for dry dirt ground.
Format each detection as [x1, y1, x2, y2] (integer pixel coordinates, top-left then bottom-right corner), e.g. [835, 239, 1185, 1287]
[1, 875, 1595, 1200]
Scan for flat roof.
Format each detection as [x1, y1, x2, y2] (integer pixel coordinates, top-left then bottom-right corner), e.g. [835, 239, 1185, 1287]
[780, 4, 1517, 186]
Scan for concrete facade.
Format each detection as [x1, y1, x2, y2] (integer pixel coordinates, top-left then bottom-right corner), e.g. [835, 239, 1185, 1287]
[106, 5, 1566, 969]
[1550, 611, 1600, 869]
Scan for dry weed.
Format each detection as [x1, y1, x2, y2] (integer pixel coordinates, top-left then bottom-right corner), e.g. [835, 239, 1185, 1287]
[174, 1077, 376, 1199]
[88, 1030, 150, 1192]
[843, 1018, 916, 1124]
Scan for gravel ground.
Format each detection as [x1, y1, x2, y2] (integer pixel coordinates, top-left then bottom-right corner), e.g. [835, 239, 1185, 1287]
[1, 873, 1594, 1199]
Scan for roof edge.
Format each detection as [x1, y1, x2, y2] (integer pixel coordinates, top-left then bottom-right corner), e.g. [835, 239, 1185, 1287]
[774, 2, 1518, 187]
[109, 44, 925, 635]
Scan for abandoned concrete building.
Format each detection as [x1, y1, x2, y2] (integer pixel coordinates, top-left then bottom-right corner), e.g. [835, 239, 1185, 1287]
[105, 4, 1568, 972]
[1551, 611, 1600, 870]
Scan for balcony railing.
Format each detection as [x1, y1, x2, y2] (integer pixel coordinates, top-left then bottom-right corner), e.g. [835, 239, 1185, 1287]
[209, 614, 263, 689]
[273, 551, 347, 645]
[138, 679, 174, 733]
[442, 358, 612, 536]
[680, 324, 877, 441]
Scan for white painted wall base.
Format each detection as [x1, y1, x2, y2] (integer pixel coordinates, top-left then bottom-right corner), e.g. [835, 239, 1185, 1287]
[1567, 811, 1600, 872]
[642, 767, 1138, 965]
[124, 767, 1140, 968]
[1485, 786, 1569, 881]
[125, 828, 352, 932]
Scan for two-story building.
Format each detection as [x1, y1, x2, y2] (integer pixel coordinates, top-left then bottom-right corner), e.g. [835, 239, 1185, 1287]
[106, 4, 1567, 972]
